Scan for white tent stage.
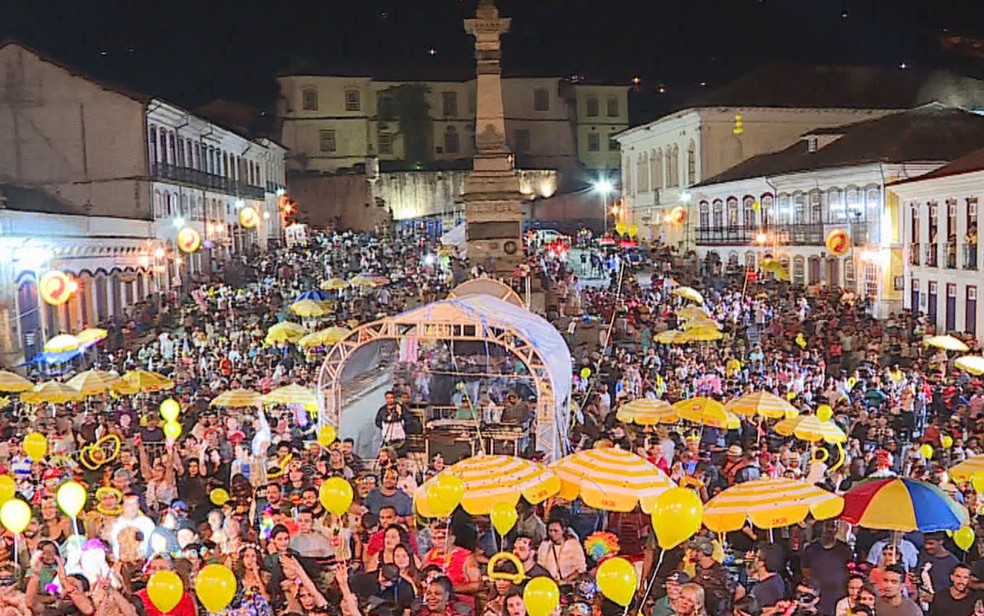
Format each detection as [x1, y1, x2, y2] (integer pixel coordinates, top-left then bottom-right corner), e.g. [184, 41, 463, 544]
[316, 293, 572, 461]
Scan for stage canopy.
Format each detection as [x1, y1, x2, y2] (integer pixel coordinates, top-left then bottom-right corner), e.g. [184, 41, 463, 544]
[317, 293, 573, 460]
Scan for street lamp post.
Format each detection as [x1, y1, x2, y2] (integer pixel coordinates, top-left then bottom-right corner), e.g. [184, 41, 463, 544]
[594, 179, 614, 236]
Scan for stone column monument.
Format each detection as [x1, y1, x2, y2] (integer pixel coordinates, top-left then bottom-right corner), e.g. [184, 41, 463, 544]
[462, 0, 526, 275]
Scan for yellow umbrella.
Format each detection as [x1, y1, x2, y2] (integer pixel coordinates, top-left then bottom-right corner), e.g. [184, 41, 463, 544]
[688, 328, 724, 342]
[24, 381, 84, 404]
[671, 286, 704, 304]
[210, 389, 262, 408]
[760, 258, 791, 282]
[320, 278, 350, 290]
[725, 391, 798, 419]
[44, 334, 82, 353]
[925, 335, 970, 352]
[319, 326, 352, 345]
[676, 306, 710, 320]
[262, 384, 319, 407]
[655, 329, 693, 345]
[297, 332, 326, 348]
[956, 355, 984, 375]
[112, 379, 140, 396]
[0, 370, 33, 393]
[66, 370, 122, 396]
[673, 397, 731, 429]
[266, 321, 306, 344]
[682, 318, 720, 331]
[551, 447, 676, 512]
[349, 275, 381, 288]
[774, 415, 847, 444]
[290, 299, 327, 318]
[75, 328, 108, 345]
[122, 370, 175, 393]
[703, 477, 844, 532]
[947, 455, 984, 481]
[416, 454, 560, 515]
[616, 398, 678, 426]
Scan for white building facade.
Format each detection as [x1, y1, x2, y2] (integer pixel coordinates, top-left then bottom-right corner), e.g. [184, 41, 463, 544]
[894, 155, 984, 337]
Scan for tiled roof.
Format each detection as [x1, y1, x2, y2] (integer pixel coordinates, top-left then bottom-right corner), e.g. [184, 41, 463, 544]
[891, 147, 984, 186]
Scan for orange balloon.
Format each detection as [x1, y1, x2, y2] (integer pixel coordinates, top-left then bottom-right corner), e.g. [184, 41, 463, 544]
[39, 270, 73, 306]
[177, 227, 201, 253]
[825, 229, 851, 256]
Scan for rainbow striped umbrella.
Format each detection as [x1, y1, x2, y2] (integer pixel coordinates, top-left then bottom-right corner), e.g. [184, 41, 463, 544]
[841, 477, 969, 532]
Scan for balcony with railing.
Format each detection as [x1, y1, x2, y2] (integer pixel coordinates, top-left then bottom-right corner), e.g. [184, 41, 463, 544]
[153, 163, 265, 199]
[696, 223, 824, 246]
[925, 243, 939, 268]
[772, 223, 824, 245]
[695, 225, 755, 245]
[909, 243, 921, 266]
[966, 243, 979, 271]
[946, 242, 958, 269]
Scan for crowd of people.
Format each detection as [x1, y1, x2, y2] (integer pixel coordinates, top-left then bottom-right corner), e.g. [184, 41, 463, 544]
[2, 226, 984, 616]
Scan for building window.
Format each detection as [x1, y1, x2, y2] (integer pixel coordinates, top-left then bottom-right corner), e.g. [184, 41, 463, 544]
[515, 129, 531, 153]
[947, 282, 958, 331]
[319, 129, 336, 152]
[302, 87, 318, 111]
[636, 153, 649, 193]
[793, 192, 806, 224]
[149, 127, 158, 166]
[712, 200, 724, 228]
[194, 143, 201, 170]
[686, 140, 696, 186]
[809, 189, 822, 223]
[968, 286, 978, 334]
[760, 194, 774, 226]
[828, 188, 845, 222]
[606, 95, 619, 117]
[607, 137, 618, 151]
[652, 150, 662, 190]
[344, 89, 360, 112]
[698, 202, 710, 229]
[743, 196, 756, 227]
[444, 126, 460, 154]
[442, 92, 458, 117]
[533, 88, 549, 111]
[586, 96, 599, 117]
[587, 133, 600, 152]
[793, 256, 806, 286]
[378, 132, 393, 155]
[726, 197, 739, 226]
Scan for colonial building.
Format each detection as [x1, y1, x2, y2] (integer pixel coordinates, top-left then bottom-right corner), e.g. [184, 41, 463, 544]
[276, 72, 627, 181]
[690, 104, 984, 318]
[615, 65, 984, 246]
[893, 148, 984, 337]
[0, 41, 287, 362]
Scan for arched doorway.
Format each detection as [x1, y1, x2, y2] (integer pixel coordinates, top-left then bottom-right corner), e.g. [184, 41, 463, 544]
[17, 274, 41, 359]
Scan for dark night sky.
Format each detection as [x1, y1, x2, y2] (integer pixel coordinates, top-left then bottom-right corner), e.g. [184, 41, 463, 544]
[1, 0, 981, 122]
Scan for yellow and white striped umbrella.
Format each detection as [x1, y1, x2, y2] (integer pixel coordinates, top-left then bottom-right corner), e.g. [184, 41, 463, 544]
[265, 321, 306, 344]
[297, 332, 326, 348]
[22, 381, 84, 404]
[551, 447, 676, 512]
[112, 379, 140, 396]
[74, 328, 108, 345]
[671, 286, 704, 304]
[416, 454, 560, 516]
[925, 335, 969, 352]
[947, 455, 984, 481]
[122, 370, 175, 393]
[676, 306, 710, 320]
[682, 318, 720, 331]
[655, 329, 693, 345]
[703, 477, 844, 532]
[616, 398, 677, 426]
[210, 389, 262, 408]
[774, 415, 847, 444]
[0, 370, 33, 393]
[262, 384, 318, 407]
[673, 397, 732, 429]
[725, 391, 798, 420]
[44, 334, 82, 353]
[320, 278, 350, 290]
[688, 327, 724, 342]
[956, 355, 984, 376]
[318, 326, 352, 345]
[349, 275, 381, 288]
[290, 299, 327, 318]
[66, 370, 122, 396]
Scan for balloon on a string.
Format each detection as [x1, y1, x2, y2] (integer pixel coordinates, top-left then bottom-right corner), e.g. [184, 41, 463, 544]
[159, 399, 181, 422]
[319, 477, 354, 516]
[651, 487, 703, 550]
[523, 576, 560, 616]
[595, 556, 638, 606]
[146, 571, 184, 614]
[0, 498, 31, 533]
[489, 502, 518, 536]
[210, 488, 230, 506]
[317, 425, 337, 447]
[954, 526, 975, 551]
[23, 433, 47, 460]
[195, 564, 237, 613]
[0, 475, 15, 504]
[56, 481, 87, 518]
[942, 435, 954, 449]
[580, 367, 591, 379]
[920, 444, 934, 460]
[817, 405, 833, 423]
[425, 474, 464, 518]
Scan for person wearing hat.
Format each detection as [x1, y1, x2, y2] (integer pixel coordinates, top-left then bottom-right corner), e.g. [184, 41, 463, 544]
[652, 570, 690, 616]
[722, 445, 748, 486]
[688, 535, 734, 616]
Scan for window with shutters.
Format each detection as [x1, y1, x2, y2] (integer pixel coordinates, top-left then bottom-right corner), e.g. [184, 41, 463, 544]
[319, 130, 336, 152]
[587, 133, 600, 152]
[344, 89, 361, 112]
[533, 88, 549, 111]
[586, 96, 599, 117]
[302, 87, 318, 111]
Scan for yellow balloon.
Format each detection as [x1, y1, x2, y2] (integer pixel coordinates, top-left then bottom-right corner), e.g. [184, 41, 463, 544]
[627, 223, 639, 238]
[786, 391, 797, 401]
[580, 367, 592, 379]
[425, 474, 465, 518]
[0, 498, 32, 534]
[23, 432, 47, 460]
[523, 576, 560, 616]
[817, 405, 833, 423]
[920, 444, 934, 460]
[56, 481, 87, 518]
[0, 475, 15, 504]
[651, 487, 703, 550]
[210, 488, 230, 506]
[596, 556, 638, 606]
[319, 477, 354, 517]
[195, 564, 237, 613]
[942, 435, 954, 449]
[972, 472, 984, 494]
[146, 570, 184, 614]
[847, 377, 857, 389]
[160, 399, 181, 423]
[163, 421, 182, 442]
[317, 425, 337, 447]
[954, 526, 976, 551]
[615, 221, 627, 236]
[489, 502, 518, 536]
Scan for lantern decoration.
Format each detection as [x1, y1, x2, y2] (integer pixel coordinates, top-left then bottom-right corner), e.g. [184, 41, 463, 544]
[177, 227, 201, 254]
[39, 270, 74, 306]
[239, 206, 259, 229]
[824, 229, 851, 256]
[669, 206, 687, 225]
[733, 113, 744, 136]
